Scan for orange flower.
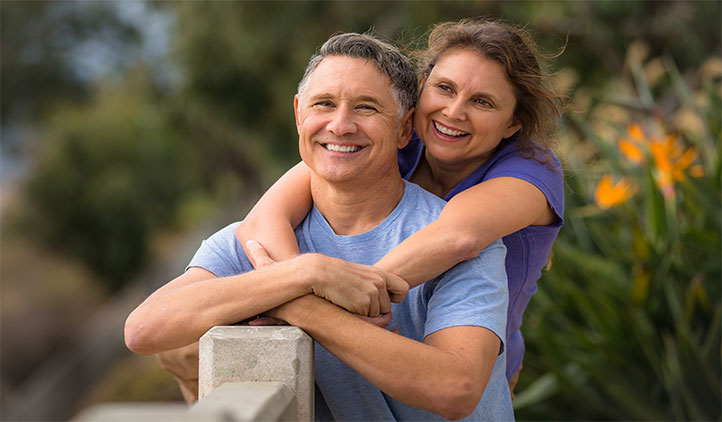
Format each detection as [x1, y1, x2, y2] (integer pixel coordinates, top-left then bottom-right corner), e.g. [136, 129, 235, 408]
[618, 123, 647, 165]
[618, 140, 645, 164]
[616, 122, 704, 198]
[627, 123, 645, 142]
[690, 165, 705, 178]
[649, 134, 701, 198]
[595, 174, 638, 209]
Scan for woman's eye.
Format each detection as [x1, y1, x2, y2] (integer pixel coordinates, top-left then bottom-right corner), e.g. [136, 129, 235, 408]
[474, 98, 493, 107]
[437, 84, 453, 93]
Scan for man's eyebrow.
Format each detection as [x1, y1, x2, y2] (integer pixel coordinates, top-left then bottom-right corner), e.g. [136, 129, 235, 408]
[307, 93, 334, 102]
[355, 95, 384, 107]
[306, 94, 385, 107]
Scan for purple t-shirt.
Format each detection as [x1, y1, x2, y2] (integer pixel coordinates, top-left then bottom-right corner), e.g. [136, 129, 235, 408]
[398, 133, 564, 381]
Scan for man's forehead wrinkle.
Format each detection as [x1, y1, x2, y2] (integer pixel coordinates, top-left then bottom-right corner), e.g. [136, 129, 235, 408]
[305, 89, 389, 107]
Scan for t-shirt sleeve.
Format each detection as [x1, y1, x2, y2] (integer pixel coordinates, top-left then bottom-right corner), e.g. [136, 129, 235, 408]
[186, 222, 254, 277]
[485, 147, 565, 223]
[424, 238, 508, 353]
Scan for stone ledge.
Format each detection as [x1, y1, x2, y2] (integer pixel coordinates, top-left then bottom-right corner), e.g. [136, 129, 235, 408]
[192, 382, 295, 421]
[199, 326, 314, 421]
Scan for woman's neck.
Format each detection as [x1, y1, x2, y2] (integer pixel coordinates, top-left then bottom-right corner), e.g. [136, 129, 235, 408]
[410, 150, 484, 198]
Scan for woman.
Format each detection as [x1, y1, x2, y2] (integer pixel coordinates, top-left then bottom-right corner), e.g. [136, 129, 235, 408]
[238, 18, 565, 396]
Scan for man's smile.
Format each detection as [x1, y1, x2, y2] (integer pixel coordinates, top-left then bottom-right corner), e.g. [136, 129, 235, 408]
[321, 142, 363, 153]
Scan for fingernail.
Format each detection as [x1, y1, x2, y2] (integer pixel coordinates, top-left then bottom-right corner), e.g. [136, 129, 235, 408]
[246, 240, 260, 249]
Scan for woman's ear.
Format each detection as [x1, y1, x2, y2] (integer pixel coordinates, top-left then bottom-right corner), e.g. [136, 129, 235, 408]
[504, 116, 522, 139]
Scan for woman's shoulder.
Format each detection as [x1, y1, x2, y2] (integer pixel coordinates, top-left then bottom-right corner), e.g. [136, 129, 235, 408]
[493, 137, 561, 171]
[483, 137, 565, 216]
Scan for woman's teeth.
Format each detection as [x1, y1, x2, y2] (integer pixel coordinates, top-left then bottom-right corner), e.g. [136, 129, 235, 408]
[434, 121, 468, 137]
[324, 144, 360, 153]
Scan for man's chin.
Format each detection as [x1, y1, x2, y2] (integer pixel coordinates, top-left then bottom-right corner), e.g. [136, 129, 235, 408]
[312, 167, 364, 185]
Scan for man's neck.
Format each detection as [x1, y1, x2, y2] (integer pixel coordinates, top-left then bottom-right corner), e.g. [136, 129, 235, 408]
[311, 173, 406, 236]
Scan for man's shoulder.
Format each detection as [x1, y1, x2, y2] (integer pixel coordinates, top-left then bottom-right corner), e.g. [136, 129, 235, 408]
[186, 221, 253, 277]
[400, 180, 447, 220]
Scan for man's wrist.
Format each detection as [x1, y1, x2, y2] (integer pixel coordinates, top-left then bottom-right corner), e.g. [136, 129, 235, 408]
[271, 294, 324, 326]
[292, 253, 321, 295]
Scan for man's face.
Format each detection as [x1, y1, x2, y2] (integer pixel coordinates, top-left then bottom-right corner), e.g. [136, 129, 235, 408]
[295, 56, 413, 185]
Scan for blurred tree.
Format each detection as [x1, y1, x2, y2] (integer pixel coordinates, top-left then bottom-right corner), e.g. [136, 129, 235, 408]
[167, 0, 720, 171]
[23, 69, 200, 289]
[0, 1, 141, 125]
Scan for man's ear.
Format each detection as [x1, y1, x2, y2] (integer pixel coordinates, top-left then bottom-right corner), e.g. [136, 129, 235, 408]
[504, 115, 522, 139]
[294, 95, 302, 134]
[397, 107, 415, 149]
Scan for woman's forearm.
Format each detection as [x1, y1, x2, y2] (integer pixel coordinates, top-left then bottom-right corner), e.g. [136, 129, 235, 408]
[237, 162, 312, 261]
[374, 219, 490, 288]
[376, 177, 554, 287]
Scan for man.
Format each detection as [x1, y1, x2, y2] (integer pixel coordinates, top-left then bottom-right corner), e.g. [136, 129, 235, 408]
[125, 33, 513, 420]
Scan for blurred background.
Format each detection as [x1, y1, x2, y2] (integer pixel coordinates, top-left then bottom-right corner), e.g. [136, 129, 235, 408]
[1, 1, 720, 420]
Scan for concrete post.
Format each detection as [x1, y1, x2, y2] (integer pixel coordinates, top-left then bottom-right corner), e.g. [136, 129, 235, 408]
[199, 326, 314, 421]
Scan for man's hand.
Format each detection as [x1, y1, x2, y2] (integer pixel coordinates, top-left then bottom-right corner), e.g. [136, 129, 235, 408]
[156, 342, 200, 404]
[246, 240, 409, 317]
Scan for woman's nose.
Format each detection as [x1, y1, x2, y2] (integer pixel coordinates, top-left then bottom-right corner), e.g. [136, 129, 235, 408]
[442, 97, 467, 121]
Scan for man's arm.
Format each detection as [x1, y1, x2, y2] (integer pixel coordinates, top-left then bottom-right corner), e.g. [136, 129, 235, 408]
[125, 251, 408, 356]
[269, 295, 500, 420]
[124, 259, 315, 355]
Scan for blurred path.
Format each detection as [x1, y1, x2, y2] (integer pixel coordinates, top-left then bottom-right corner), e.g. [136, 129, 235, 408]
[2, 204, 247, 421]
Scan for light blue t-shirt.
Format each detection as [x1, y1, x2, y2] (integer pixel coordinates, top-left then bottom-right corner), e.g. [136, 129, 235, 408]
[188, 180, 513, 421]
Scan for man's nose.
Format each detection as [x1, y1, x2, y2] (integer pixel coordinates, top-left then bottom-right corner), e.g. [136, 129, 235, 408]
[327, 104, 357, 136]
[442, 97, 467, 121]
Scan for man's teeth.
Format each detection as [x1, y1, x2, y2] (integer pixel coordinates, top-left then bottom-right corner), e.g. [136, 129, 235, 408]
[324, 144, 360, 153]
[434, 122, 468, 137]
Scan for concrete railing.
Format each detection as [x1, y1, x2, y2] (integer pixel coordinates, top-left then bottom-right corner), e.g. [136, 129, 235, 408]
[74, 326, 314, 422]
[199, 326, 315, 421]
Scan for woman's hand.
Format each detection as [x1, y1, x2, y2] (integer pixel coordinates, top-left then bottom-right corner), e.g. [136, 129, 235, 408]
[246, 240, 408, 318]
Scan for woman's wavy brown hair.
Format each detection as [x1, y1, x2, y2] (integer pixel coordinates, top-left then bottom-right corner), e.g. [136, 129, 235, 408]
[414, 18, 566, 164]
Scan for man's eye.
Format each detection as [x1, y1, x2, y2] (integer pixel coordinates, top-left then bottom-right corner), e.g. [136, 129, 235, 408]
[357, 104, 378, 112]
[314, 101, 334, 108]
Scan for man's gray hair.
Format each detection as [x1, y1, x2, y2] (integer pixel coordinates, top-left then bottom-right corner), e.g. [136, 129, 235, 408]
[297, 32, 417, 116]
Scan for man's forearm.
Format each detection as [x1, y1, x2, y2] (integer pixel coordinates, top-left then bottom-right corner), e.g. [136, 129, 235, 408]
[125, 259, 314, 355]
[271, 295, 499, 419]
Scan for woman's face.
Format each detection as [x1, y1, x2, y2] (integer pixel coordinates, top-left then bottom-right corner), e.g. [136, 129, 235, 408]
[414, 48, 521, 170]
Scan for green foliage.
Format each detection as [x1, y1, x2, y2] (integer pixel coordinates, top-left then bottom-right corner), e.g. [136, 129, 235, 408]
[24, 70, 200, 288]
[514, 46, 721, 420]
[0, 1, 141, 124]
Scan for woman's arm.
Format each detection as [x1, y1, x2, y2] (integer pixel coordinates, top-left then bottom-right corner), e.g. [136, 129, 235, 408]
[375, 176, 556, 288]
[236, 162, 312, 262]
